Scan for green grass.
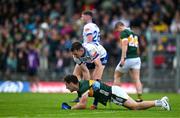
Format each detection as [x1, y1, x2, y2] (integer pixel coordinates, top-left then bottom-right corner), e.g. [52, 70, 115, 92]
[0, 93, 180, 118]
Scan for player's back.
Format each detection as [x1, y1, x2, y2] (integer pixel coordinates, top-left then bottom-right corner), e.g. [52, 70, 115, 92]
[83, 22, 100, 43]
[83, 42, 107, 59]
[120, 29, 139, 58]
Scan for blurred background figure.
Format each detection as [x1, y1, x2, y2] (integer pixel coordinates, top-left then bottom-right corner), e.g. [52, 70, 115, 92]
[27, 41, 39, 87]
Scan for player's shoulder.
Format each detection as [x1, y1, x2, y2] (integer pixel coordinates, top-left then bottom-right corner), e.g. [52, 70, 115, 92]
[121, 29, 132, 34]
[120, 28, 133, 38]
[84, 22, 97, 28]
[80, 79, 89, 83]
[79, 80, 89, 88]
[83, 42, 96, 49]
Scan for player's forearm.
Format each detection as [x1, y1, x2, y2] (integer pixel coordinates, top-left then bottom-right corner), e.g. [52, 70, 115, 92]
[71, 103, 86, 109]
[121, 43, 128, 59]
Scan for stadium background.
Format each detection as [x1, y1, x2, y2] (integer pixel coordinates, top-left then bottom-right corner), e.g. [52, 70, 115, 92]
[0, 0, 180, 94]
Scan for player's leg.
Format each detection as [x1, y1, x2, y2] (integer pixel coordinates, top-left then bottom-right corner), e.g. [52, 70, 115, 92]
[113, 58, 129, 86]
[72, 64, 83, 102]
[129, 57, 143, 101]
[111, 86, 171, 111]
[114, 70, 124, 86]
[73, 64, 83, 80]
[89, 65, 105, 109]
[123, 97, 155, 110]
[123, 96, 171, 110]
[129, 69, 143, 101]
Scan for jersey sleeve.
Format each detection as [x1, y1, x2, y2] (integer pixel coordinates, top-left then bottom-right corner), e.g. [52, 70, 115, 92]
[120, 30, 129, 40]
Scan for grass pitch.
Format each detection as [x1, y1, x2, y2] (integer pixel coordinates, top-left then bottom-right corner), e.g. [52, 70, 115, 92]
[0, 93, 180, 118]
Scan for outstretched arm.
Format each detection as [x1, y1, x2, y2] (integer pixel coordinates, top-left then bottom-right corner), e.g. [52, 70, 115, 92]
[71, 91, 89, 109]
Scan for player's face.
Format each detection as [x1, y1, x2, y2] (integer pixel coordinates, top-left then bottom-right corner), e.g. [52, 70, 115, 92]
[115, 25, 124, 32]
[65, 82, 77, 92]
[81, 14, 89, 22]
[72, 49, 84, 58]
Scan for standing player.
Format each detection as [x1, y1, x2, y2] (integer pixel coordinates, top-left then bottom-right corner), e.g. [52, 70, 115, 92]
[81, 10, 100, 43]
[62, 74, 171, 111]
[71, 42, 108, 109]
[113, 21, 143, 102]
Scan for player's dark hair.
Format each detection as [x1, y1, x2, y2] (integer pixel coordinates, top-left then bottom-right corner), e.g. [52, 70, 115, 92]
[64, 75, 79, 84]
[82, 10, 93, 17]
[115, 21, 125, 29]
[71, 42, 83, 51]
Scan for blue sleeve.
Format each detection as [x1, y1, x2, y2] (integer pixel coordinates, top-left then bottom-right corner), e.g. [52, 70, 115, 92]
[92, 81, 100, 91]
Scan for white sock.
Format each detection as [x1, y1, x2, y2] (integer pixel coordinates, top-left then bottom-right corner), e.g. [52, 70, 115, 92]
[155, 100, 162, 107]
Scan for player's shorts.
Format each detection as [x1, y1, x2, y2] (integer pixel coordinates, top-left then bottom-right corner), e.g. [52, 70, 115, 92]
[111, 86, 129, 105]
[115, 57, 141, 73]
[86, 54, 108, 69]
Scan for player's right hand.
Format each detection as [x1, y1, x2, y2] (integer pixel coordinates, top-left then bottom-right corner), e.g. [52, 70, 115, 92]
[90, 105, 97, 110]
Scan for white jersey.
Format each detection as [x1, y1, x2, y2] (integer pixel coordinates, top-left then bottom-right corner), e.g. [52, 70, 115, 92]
[83, 22, 100, 43]
[73, 43, 107, 65]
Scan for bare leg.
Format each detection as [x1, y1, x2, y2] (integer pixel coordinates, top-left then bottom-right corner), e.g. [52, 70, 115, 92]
[73, 64, 83, 80]
[91, 65, 105, 81]
[124, 96, 155, 110]
[113, 71, 124, 86]
[129, 69, 143, 100]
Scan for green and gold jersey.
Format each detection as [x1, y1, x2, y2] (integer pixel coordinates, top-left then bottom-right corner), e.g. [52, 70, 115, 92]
[78, 80, 112, 106]
[120, 29, 139, 58]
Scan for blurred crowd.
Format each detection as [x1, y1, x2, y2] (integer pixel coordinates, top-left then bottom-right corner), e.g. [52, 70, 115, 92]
[0, 0, 179, 80]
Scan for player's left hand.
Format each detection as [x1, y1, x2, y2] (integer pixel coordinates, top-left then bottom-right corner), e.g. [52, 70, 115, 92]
[61, 102, 71, 110]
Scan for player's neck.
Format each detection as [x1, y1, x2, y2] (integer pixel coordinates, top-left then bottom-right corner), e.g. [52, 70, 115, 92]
[86, 20, 92, 24]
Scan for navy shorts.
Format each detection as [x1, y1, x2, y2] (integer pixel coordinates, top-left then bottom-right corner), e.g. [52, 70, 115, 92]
[86, 54, 108, 69]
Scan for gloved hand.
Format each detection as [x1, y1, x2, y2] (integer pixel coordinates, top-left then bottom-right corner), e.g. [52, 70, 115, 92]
[61, 102, 71, 110]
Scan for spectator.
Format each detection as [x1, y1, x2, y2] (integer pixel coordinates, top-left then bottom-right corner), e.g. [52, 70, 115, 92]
[170, 10, 180, 33]
[17, 50, 27, 73]
[27, 41, 39, 87]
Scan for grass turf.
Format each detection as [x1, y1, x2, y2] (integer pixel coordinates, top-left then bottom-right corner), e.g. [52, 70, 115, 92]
[0, 93, 180, 118]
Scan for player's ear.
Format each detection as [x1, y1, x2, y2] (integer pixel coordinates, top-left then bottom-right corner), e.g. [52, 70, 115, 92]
[80, 48, 84, 53]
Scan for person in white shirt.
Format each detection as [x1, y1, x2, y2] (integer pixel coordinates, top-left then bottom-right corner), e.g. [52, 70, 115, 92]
[81, 10, 101, 43]
[71, 42, 107, 81]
